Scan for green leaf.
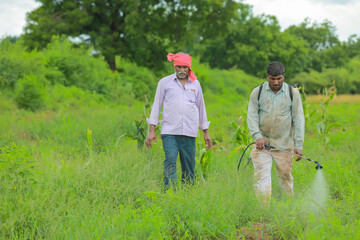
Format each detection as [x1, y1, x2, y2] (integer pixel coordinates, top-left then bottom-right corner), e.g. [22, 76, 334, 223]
[326, 122, 342, 133]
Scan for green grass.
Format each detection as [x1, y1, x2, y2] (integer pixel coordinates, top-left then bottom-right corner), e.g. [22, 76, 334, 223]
[1, 88, 360, 239]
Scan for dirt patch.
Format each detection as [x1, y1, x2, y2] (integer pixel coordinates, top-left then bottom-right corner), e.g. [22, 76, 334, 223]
[17, 132, 28, 139]
[25, 111, 55, 122]
[236, 222, 275, 240]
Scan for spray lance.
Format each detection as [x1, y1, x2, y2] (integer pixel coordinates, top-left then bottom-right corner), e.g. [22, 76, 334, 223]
[237, 142, 323, 173]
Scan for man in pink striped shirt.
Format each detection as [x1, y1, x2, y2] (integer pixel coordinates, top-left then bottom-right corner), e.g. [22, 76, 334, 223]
[145, 52, 212, 189]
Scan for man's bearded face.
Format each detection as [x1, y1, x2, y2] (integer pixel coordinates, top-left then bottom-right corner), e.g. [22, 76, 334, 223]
[175, 65, 189, 79]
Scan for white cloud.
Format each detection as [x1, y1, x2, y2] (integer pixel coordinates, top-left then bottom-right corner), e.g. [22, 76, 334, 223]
[312, 0, 355, 4]
[0, 0, 40, 37]
[244, 0, 360, 41]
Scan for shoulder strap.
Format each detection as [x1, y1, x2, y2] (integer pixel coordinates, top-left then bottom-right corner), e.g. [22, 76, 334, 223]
[288, 84, 293, 101]
[258, 82, 265, 102]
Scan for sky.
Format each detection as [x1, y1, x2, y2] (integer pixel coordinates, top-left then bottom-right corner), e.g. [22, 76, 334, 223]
[0, 0, 359, 42]
[244, 0, 360, 41]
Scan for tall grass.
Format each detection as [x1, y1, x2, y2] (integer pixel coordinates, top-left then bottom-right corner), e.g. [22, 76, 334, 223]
[1, 86, 360, 239]
[1, 37, 359, 239]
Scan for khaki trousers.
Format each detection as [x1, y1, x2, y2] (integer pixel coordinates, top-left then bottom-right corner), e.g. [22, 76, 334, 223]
[251, 146, 294, 198]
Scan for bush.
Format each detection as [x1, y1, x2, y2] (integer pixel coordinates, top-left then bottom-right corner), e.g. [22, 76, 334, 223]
[291, 71, 331, 94]
[14, 73, 45, 111]
[0, 38, 43, 89]
[43, 36, 114, 95]
[43, 84, 105, 110]
[291, 55, 360, 94]
[0, 142, 36, 191]
[322, 68, 349, 94]
[116, 56, 158, 100]
[347, 56, 360, 94]
[0, 36, 135, 103]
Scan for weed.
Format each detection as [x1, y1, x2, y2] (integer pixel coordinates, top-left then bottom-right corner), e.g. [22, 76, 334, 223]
[129, 95, 154, 149]
[230, 106, 252, 162]
[230, 106, 252, 147]
[316, 88, 342, 144]
[85, 128, 94, 166]
[14, 73, 45, 111]
[196, 140, 212, 180]
[297, 85, 316, 125]
[0, 142, 36, 191]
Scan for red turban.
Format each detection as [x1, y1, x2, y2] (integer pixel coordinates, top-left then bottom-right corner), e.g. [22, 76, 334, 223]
[167, 53, 197, 82]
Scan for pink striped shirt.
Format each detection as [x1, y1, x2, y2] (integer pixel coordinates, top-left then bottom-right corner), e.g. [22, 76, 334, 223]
[147, 73, 210, 137]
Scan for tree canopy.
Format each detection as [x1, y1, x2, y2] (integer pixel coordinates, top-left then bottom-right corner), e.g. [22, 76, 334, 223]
[24, 0, 242, 71]
[23, 0, 360, 78]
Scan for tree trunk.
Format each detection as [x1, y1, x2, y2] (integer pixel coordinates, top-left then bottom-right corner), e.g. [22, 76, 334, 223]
[108, 58, 116, 72]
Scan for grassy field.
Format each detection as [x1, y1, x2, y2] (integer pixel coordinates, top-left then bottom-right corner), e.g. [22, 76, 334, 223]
[1, 90, 360, 239]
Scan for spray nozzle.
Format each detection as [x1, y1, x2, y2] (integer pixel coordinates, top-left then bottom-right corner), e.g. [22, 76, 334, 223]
[315, 163, 323, 170]
[263, 144, 323, 170]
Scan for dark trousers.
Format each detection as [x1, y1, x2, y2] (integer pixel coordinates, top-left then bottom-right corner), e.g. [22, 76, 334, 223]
[161, 134, 196, 189]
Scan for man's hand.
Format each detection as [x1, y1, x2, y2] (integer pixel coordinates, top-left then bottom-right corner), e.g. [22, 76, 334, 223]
[294, 149, 302, 161]
[203, 129, 212, 150]
[145, 125, 157, 149]
[255, 138, 266, 150]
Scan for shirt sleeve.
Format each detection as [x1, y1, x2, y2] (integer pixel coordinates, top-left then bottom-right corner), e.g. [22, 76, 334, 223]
[147, 79, 165, 126]
[292, 89, 305, 150]
[247, 87, 263, 141]
[196, 84, 210, 130]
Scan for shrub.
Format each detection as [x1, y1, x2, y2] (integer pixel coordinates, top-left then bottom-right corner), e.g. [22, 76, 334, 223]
[116, 56, 158, 100]
[291, 55, 360, 94]
[0, 38, 43, 89]
[43, 84, 106, 110]
[43, 36, 114, 95]
[14, 73, 45, 111]
[0, 142, 36, 191]
[291, 71, 329, 94]
[347, 56, 360, 94]
[322, 68, 349, 94]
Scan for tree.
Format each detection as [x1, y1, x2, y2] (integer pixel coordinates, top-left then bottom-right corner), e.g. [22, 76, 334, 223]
[24, 0, 241, 71]
[285, 18, 340, 51]
[24, 0, 167, 70]
[198, 6, 310, 78]
[285, 18, 341, 72]
[345, 35, 360, 59]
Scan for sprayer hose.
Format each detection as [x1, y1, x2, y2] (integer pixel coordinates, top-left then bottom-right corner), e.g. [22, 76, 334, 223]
[237, 142, 255, 172]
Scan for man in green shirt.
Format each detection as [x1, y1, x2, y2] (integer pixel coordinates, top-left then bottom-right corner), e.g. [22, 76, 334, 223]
[247, 61, 305, 201]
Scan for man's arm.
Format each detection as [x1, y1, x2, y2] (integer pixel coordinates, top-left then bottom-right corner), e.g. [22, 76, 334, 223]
[292, 88, 305, 160]
[145, 80, 164, 148]
[145, 125, 157, 148]
[196, 84, 212, 149]
[247, 87, 265, 149]
[203, 129, 212, 150]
